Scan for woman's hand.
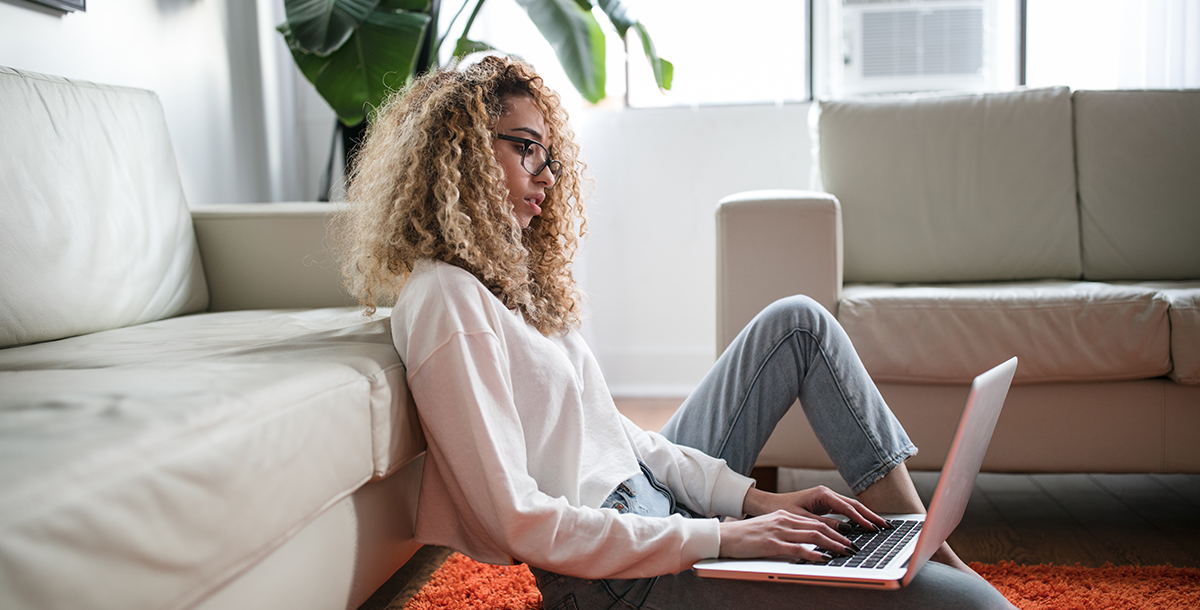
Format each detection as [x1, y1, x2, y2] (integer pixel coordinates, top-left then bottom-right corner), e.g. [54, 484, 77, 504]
[717, 486, 891, 561]
[718, 510, 857, 561]
[743, 485, 890, 533]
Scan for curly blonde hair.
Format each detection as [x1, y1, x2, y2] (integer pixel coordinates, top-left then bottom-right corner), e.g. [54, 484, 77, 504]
[335, 56, 586, 336]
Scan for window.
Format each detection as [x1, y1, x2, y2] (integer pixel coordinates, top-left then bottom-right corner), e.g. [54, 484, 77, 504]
[1025, 0, 1200, 90]
[456, 0, 1196, 111]
[818, 0, 1022, 98]
[625, 0, 812, 107]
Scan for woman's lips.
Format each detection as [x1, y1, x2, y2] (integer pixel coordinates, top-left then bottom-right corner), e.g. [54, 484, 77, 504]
[525, 195, 543, 216]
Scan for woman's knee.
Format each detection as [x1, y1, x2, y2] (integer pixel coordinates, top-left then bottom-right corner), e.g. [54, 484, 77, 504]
[754, 294, 835, 334]
[907, 563, 1014, 610]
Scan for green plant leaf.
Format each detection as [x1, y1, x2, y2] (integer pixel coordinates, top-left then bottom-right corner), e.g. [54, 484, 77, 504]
[283, 9, 431, 125]
[633, 22, 672, 91]
[595, 0, 632, 38]
[279, 23, 327, 84]
[452, 37, 498, 62]
[594, 1, 671, 92]
[515, 0, 606, 103]
[379, 0, 430, 10]
[283, 0, 381, 56]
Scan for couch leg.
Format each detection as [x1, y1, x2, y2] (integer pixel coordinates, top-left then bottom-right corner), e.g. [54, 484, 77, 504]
[750, 466, 778, 493]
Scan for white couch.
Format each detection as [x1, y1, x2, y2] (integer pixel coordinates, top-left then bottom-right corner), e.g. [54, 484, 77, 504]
[717, 87, 1200, 474]
[0, 68, 424, 609]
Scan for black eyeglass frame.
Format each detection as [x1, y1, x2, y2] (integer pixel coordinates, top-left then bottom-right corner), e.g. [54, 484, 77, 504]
[495, 133, 562, 181]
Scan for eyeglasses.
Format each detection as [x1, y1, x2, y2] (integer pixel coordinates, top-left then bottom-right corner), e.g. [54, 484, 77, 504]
[496, 134, 562, 182]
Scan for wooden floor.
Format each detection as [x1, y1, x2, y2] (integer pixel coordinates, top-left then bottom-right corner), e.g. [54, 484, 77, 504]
[781, 468, 1200, 568]
[360, 397, 1200, 609]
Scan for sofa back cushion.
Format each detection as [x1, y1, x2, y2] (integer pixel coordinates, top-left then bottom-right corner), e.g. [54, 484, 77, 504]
[819, 87, 1081, 284]
[0, 68, 207, 348]
[1074, 89, 1200, 281]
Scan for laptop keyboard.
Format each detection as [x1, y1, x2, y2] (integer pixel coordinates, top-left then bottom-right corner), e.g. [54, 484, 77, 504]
[802, 519, 923, 569]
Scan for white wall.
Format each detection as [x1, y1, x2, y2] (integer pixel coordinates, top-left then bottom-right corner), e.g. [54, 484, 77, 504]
[0, 0, 333, 205]
[574, 102, 815, 397]
[0, 0, 815, 398]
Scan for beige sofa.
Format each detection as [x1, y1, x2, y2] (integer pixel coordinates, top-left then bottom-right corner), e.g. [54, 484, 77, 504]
[717, 87, 1200, 474]
[0, 68, 424, 609]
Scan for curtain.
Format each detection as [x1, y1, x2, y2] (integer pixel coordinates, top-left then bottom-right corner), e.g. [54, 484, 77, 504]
[1118, 0, 1200, 88]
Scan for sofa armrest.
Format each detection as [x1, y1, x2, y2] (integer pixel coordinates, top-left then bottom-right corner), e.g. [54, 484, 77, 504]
[191, 203, 355, 311]
[716, 190, 842, 354]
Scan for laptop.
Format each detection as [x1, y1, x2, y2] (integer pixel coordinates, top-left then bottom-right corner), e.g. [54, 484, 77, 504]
[693, 356, 1017, 590]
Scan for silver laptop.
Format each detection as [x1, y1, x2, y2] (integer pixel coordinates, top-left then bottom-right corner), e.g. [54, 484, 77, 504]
[693, 357, 1017, 590]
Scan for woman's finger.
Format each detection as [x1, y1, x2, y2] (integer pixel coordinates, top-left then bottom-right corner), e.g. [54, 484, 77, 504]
[815, 491, 891, 531]
[770, 511, 856, 552]
[812, 513, 857, 533]
[842, 495, 893, 530]
[785, 542, 840, 563]
[779, 528, 858, 558]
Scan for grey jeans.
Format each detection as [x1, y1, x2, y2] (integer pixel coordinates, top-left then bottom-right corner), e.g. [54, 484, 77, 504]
[531, 296, 1012, 609]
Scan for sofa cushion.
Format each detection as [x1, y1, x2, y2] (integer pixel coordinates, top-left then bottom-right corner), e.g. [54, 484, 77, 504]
[0, 67, 207, 349]
[838, 281, 1171, 384]
[818, 87, 1081, 284]
[1164, 287, 1200, 385]
[1124, 282, 1200, 385]
[0, 308, 421, 610]
[0, 363, 373, 610]
[0, 308, 420, 479]
[1075, 90, 1200, 281]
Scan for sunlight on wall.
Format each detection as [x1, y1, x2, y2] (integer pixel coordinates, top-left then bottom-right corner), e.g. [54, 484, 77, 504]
[574, 103, 815, 396]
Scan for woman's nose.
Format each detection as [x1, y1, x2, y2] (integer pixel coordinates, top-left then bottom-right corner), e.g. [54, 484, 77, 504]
[534, 165, 555, 188]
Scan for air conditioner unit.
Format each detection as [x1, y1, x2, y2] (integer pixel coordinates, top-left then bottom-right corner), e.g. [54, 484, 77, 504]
[842, 0, 989, 95]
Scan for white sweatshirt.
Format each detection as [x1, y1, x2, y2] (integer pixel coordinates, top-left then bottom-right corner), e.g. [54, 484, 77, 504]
[390, 259, 754, 579]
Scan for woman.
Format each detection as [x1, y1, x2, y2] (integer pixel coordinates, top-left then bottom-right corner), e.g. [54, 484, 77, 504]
[338, 56, 1013, 609]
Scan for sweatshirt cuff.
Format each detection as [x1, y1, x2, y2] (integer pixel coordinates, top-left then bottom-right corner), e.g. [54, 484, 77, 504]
[710, 467, 756, 518]
[679, 515, 723, 564]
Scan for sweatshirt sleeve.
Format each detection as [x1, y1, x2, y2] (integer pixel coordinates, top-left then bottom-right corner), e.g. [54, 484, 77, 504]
[407, 329, 723, 579]
[620, 416, 756, 520]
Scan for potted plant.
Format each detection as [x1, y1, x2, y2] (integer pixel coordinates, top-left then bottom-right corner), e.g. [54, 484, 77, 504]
[278, 0, 672, 196]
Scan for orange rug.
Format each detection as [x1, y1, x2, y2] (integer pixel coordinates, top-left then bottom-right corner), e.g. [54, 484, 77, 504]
[973, 561, 1200, 609]
[403, 553, 1200, 609]
[402, 553, 540, 610]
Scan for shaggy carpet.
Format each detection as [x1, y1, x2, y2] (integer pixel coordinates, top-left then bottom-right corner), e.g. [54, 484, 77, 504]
[974, 561, 1200, 609]
[401, 553, 1200, 610]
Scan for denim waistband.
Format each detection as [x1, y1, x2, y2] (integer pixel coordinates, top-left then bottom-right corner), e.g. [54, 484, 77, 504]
[600, 461, 678, 518]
